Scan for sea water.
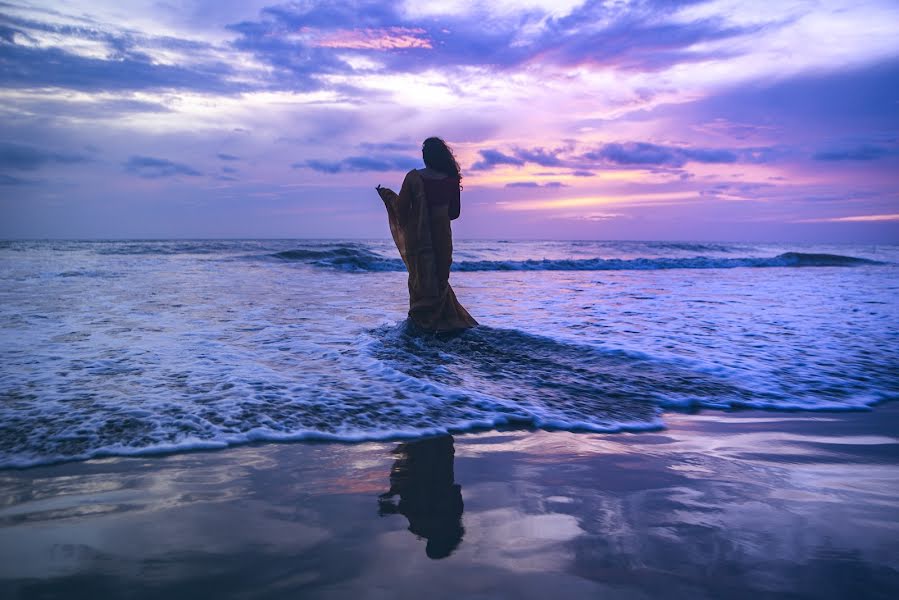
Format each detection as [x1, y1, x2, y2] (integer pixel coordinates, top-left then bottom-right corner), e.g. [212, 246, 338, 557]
[1, 239, 897, 467]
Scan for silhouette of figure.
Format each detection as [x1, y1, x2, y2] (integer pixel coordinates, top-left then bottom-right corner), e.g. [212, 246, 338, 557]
[378, 435, 464, 559]
[376, 137, 478, 333]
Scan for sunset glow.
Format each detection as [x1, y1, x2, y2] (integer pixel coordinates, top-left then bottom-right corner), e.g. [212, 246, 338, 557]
[1, 0, 897, 241]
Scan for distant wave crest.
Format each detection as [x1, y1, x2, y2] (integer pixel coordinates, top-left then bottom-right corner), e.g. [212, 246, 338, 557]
[775, 252, 880, 267]
[271, 246, 882, 273]
[273, 246, 404, 271]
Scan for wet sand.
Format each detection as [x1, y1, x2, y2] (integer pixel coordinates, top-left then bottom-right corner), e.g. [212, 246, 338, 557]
[1, 405, 898, 599]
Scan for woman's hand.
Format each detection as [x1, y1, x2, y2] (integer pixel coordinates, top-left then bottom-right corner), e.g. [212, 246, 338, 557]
[376, 184, 395, 200]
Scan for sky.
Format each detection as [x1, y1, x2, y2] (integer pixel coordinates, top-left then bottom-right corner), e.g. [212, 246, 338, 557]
[1, 0, 898, 241]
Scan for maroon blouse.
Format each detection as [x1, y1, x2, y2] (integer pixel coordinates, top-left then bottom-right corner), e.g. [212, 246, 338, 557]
[422, 176, 461, 220]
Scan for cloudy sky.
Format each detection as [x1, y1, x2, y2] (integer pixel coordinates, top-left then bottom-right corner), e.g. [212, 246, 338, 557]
[1, 0, 897, 241]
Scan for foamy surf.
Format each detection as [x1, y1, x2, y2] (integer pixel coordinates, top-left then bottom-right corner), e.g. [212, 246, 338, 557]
[1, 239, 896, 468]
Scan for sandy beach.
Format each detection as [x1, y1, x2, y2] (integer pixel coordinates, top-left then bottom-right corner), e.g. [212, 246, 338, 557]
[2, 404, 897, 599]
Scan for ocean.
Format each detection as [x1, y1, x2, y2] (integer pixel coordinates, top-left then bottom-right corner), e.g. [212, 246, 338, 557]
[1, 239, 897, 468]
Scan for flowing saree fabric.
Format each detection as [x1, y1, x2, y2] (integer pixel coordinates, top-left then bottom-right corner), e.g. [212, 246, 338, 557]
[377, 170, 478, 332]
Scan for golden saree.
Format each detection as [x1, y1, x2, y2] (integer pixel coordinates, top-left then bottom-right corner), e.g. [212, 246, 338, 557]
[377, 169, 478, 332]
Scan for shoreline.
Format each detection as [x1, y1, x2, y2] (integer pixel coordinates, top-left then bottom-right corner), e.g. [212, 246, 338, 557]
[1, 404, 898, 599]
[4, 399, 897, 471]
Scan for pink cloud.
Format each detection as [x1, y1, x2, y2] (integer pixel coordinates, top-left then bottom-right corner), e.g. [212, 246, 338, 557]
[800, 213, 899, 223]
[307, 27, 432, 50]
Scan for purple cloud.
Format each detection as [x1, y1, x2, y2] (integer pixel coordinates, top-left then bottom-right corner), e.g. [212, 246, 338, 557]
[585, 142, 738, 167]
[513, 147, 564, 167]
[586, 142, 683, 166]
[0, 142, 90, 170]
[123, 156, 201, 178]
[675, 59, 899, 141]
[814, 145, 897, 161]
[505, 181, 568, 188]
[359, 142, 418, 152]
[220, 0, 775, 90]
[471, 149, 525, 170]
[0, 13, 237, 94]
[472, 142, 742, 172]
[538, 0, 767, 72]
[506, 181, 540, 188]
[0, 174, 32, 186]
[296, 154, 420, 173]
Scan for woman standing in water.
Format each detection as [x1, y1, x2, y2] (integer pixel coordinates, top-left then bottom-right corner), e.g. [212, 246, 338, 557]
[376, 137, 478, 332]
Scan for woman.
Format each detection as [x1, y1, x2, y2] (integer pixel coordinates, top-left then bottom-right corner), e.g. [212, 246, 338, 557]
[376, 137, 478, 332]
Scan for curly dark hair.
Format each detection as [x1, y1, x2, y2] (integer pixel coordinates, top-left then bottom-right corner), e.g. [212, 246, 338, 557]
[422, 137, 462, 182]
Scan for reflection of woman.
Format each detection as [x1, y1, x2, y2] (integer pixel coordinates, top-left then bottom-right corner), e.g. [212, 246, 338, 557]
[376, 138, 478, 332]
[378, 435, 464, 559]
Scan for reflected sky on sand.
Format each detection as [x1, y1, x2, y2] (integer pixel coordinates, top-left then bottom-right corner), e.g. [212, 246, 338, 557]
[1, 407, 898, 599]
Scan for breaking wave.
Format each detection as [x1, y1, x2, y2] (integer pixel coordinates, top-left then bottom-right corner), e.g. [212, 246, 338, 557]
[273, 246, 403, 271]
[271, 246, 882, 273]
[3, 319, 888, 469]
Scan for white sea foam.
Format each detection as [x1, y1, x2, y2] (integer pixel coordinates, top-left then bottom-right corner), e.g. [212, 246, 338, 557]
[0, 240, 897, 468]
